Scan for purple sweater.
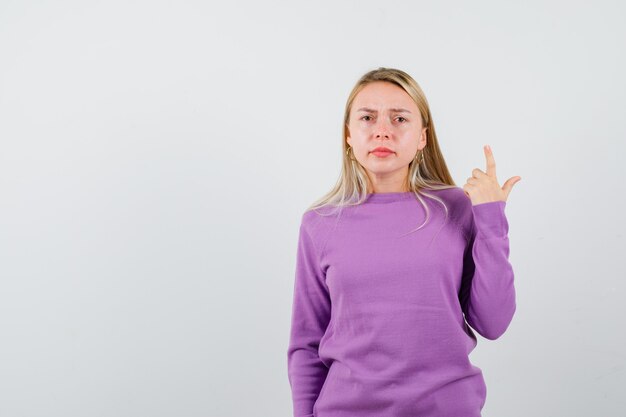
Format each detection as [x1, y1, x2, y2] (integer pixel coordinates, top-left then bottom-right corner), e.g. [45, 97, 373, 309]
[287, 187, 516, 417]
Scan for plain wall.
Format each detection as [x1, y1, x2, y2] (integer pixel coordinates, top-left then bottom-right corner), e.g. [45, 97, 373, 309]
[0, 0, 624, 416]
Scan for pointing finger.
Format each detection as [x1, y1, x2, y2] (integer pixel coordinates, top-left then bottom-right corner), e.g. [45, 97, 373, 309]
[484, 145, 496, 177]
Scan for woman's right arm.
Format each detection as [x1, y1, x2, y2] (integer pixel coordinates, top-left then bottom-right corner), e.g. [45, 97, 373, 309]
[286, 220, 331, 417]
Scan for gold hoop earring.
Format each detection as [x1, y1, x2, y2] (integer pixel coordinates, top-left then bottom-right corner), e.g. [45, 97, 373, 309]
[346, 146, 357, 161]
[414, 149, 425, 165]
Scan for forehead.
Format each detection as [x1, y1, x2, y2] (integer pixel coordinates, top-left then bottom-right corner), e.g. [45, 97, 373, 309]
[352, 81, 416, 110]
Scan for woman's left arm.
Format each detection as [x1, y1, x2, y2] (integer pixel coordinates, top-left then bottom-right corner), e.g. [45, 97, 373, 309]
[459, 201, 516, 340]
[459, 145, 521, 340]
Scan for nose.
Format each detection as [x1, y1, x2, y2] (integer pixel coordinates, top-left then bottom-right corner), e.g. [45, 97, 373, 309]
[375, 118, 391, 139]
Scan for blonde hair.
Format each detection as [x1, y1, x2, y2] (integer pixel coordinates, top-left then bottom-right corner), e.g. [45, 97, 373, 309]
[306, 67, 459, 234]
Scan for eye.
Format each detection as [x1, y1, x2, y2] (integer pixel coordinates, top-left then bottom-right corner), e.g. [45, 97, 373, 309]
[360, 115, 373, 121]
[396, 117, 407, 123]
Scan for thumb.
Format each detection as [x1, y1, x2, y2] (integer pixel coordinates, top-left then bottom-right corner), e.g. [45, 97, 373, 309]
[502, 176, 521, 197]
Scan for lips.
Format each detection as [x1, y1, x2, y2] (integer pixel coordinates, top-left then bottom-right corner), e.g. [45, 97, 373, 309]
[371, 147, 394, 153]
[370, 146, 395, 158]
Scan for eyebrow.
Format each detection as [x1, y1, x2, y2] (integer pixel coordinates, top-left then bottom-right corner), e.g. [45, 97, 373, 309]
[355, 107, 412, 114]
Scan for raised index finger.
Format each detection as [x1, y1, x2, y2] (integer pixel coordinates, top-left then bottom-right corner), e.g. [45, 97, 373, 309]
[484, 145, 496, 177]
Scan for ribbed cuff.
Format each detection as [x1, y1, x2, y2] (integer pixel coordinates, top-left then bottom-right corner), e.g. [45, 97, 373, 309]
[471, 200, 508, 239]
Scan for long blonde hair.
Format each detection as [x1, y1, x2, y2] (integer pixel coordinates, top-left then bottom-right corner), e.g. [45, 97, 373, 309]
[307, 67, 458, 233]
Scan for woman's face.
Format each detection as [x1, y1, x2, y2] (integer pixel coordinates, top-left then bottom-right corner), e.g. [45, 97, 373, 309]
[346, 81, 427, 191]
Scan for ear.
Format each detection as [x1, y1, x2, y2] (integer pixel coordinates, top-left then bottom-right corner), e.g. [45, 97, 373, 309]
[418, 126, 427, 149]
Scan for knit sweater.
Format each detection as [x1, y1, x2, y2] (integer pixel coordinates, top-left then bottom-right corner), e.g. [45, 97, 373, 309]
[286, 187, 516, 417]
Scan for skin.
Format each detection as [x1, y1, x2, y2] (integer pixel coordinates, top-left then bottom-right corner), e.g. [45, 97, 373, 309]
[346, 81, 426, 193]
[347, 81, 521, 204]
[463, 145, 521, 206]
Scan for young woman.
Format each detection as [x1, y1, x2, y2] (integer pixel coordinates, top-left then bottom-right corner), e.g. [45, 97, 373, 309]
[287, 67, 521, 417]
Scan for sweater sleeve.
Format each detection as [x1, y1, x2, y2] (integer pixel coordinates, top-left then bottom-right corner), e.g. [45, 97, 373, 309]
[459, 200, 516, 340]
[287, 220, 331, 417]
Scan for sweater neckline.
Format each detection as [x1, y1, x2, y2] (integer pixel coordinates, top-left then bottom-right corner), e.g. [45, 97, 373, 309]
[364, 191, 416, 204]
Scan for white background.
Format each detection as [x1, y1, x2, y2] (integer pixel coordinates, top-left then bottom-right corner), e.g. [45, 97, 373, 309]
[1, 1, 624, 416]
